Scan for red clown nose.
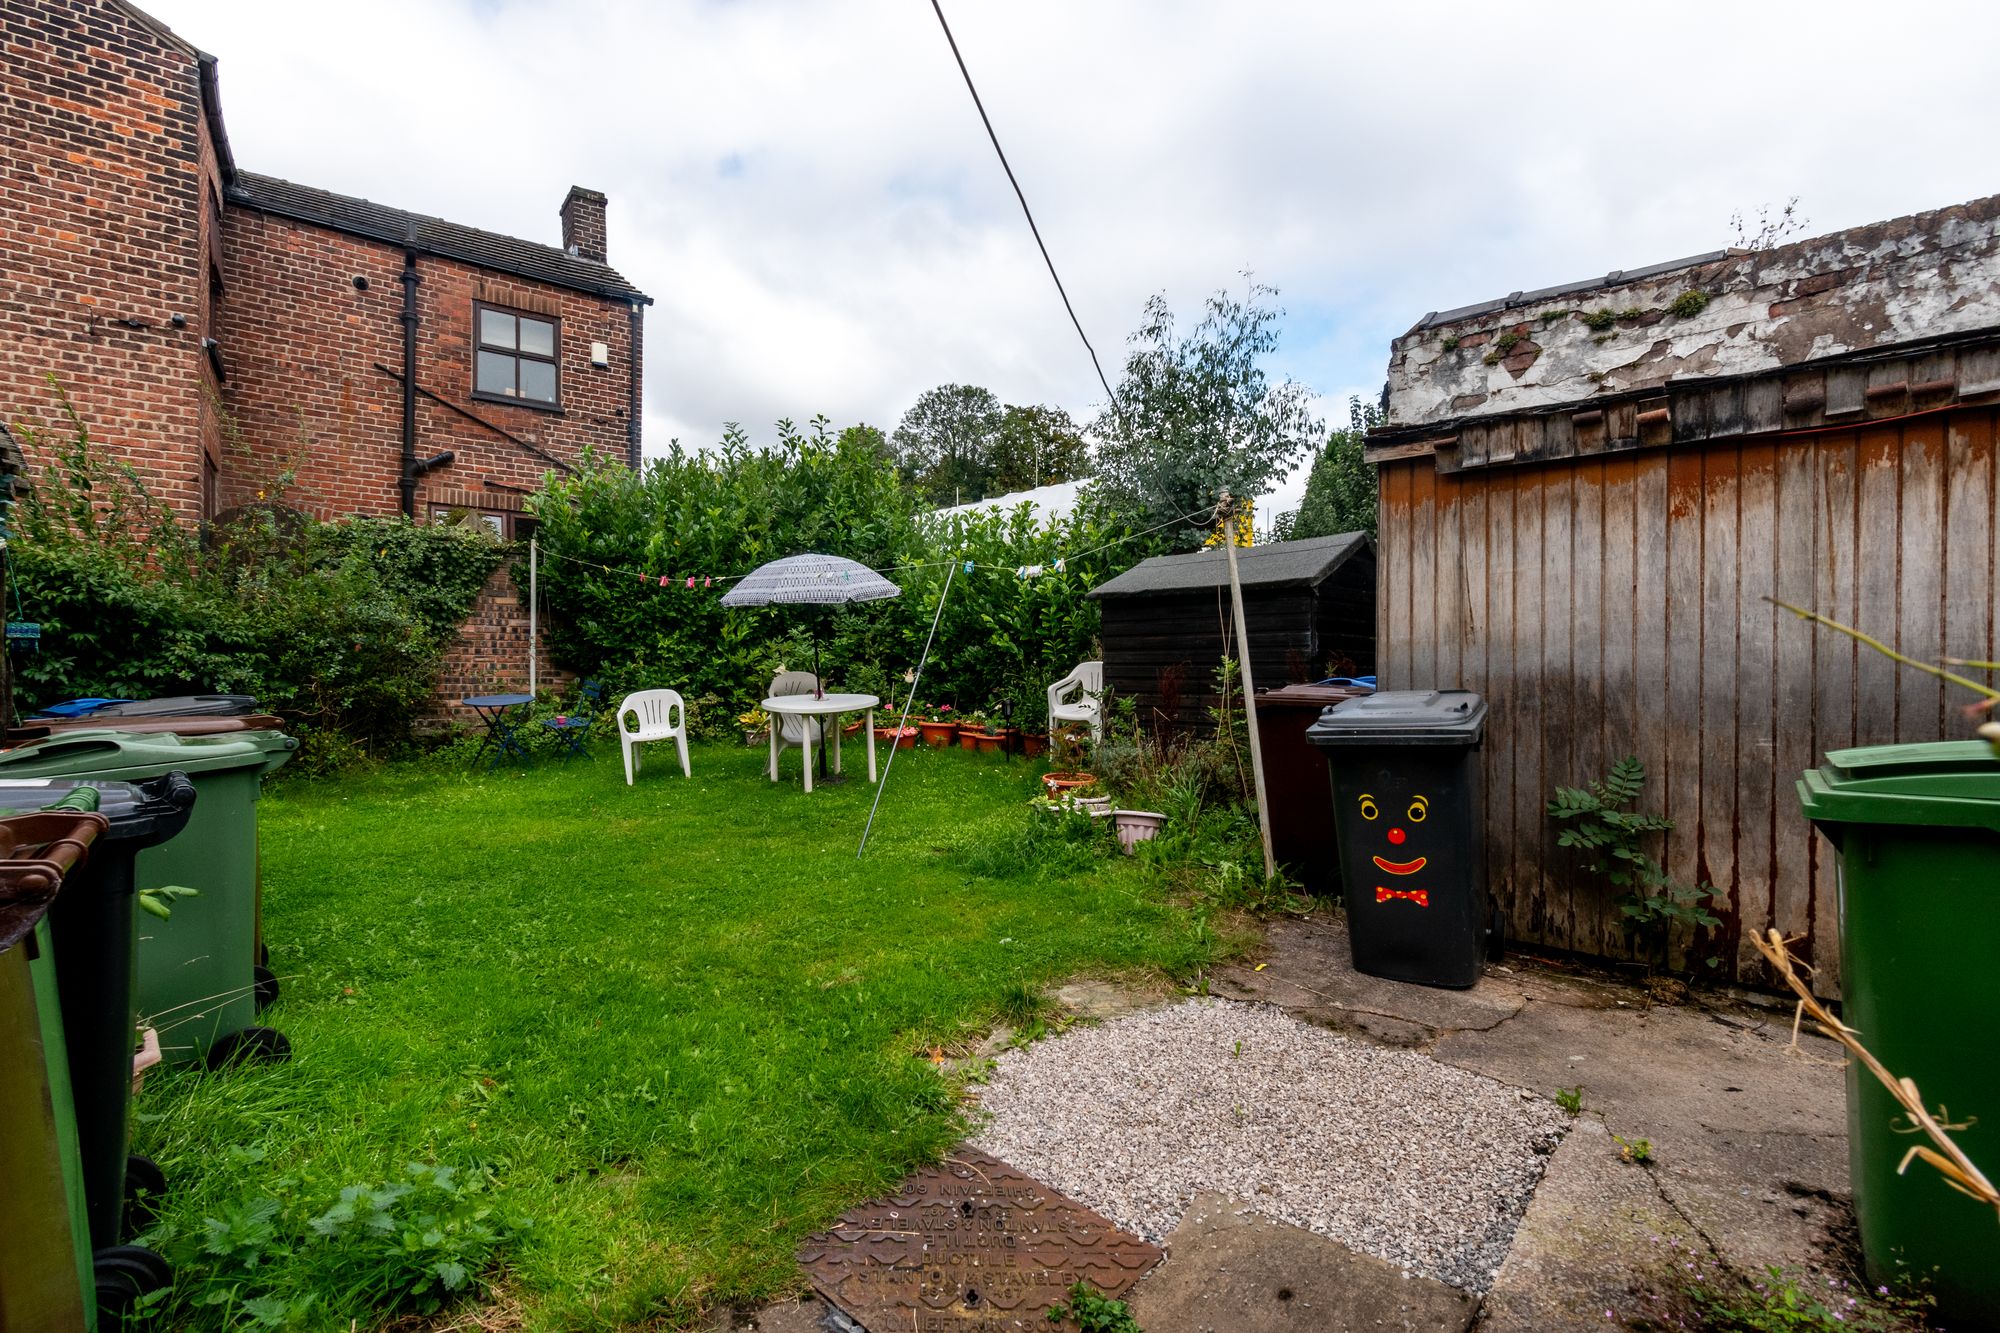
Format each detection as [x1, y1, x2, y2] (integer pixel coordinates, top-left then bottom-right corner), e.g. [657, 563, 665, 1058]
[1388, 827, 1406, 845]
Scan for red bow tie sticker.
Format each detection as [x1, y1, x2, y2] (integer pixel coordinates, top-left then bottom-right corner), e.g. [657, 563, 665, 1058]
[1376, 886, 1429, 907]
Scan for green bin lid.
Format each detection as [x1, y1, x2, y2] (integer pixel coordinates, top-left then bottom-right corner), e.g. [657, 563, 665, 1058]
[1797, 740, 2000, 834]
[0, 728, 297, 780]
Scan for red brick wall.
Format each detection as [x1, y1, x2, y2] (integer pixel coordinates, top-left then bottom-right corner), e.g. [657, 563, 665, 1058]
[214, 210, 640, 517]
[0, 0, 209, 513]
[432, 564, 573, 720]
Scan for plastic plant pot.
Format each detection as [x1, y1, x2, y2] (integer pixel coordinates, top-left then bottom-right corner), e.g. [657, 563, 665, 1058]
[0, 804, 109, 1331]
[1111, 809, 1166, 854]
[0, 777, 193, 1280]
[0, 729, 297, 1065]
[1797, 740, 2000, 1327]
[1308, 690, 1493, 988]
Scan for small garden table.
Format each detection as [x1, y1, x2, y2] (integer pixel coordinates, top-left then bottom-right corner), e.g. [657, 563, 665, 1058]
[461, 692, 534, 768]
[762, 692, 878, 793]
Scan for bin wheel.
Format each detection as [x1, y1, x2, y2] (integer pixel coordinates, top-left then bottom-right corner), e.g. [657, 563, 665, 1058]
[95, 1243, 172, 1323]
[205, 1025, 291, 1070]
[258, 940, 269, 969]
[1486, 904, 1506, 962]
[124, 1153, 167, 1236]
[253, 964, 280, 1012]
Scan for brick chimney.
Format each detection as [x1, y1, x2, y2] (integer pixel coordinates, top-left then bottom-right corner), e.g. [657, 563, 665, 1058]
[560, 186, 608, 263]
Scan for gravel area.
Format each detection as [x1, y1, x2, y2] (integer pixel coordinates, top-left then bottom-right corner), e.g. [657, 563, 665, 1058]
[969, 999, 1567, 1292]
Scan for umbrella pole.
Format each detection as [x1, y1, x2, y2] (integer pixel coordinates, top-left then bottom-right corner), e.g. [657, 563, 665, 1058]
[813, 615, 831, 778]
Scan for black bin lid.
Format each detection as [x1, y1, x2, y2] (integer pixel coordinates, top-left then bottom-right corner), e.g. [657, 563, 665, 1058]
[1306, 689, 1487, 747]
[86, 694, 258, 719]
[0, 774, 197, 842]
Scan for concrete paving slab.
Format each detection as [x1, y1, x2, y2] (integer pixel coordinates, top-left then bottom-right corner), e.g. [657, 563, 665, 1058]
[1476, 1118, 1697, 1332]
[1127, 1193, 1478, 1333]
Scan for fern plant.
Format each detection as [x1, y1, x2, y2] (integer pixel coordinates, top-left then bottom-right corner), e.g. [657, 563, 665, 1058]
[1548, 757, 1721, 974]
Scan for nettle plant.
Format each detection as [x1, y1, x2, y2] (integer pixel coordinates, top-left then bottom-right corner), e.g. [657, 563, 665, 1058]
[1548, 756, 1721, 973]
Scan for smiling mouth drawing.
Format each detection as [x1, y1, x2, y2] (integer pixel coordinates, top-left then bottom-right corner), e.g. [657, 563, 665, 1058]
[1372, 855, 1428, 875]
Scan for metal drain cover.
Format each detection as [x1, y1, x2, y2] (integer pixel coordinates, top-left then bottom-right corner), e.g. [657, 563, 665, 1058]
[797, 1147, 1163, 1330]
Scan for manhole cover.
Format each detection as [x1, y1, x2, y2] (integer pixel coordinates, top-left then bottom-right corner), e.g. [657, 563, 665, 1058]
[798, 1147, 1162, 1330]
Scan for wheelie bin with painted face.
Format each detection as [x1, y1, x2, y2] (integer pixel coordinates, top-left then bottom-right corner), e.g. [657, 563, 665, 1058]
[0, 728, 297, 1065]
[0, 775, 196, 1324]
[1307, 690, 1494, 987]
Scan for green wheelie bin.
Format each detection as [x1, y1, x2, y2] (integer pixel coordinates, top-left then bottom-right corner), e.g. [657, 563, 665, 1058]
[0, 729, 297, 1066]
[0, 802, 107, 1332]
[0, 775, 196, 1323]
[1797, 740, 2000, 1328]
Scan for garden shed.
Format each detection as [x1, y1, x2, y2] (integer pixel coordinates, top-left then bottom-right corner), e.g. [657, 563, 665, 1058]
[1087, 532, 1375, 735]
[1364, 191, 2000, 992]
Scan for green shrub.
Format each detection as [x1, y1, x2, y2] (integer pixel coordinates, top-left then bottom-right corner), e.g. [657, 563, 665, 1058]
[6, 386, 501, 759]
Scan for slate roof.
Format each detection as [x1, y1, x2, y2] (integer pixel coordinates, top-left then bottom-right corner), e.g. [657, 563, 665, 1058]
[227, 172, 651, 305]
[1087, 532, 1370, 599]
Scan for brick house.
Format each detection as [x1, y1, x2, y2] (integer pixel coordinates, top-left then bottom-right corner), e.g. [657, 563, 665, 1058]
[2, 0, 651, 705]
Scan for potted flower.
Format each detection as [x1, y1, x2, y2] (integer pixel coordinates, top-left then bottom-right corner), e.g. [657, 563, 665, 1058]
[1111, 808, 1167, 853]
[918, 703, 957, 747]
[1041, 724, 1096, 796]
[875, 722, 920, 749]
[1014, 689, 1049, 759]
[737, 706, 769, 746]
[958, 711, 988, 750]
[975, 710, 1006, 755]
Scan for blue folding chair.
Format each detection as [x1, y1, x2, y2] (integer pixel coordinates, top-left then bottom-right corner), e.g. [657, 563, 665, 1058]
[541, 680, 604, 760]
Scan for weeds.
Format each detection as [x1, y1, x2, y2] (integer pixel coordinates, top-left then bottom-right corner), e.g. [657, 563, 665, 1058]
[1047, 1280, 1143, 1332]
[1555, 1085, 1584, 1115]
[1612, 1134, 1653, 1164]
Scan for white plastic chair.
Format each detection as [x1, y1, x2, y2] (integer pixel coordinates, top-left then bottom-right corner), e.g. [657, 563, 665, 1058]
[617, 688, 690, 785]
[767, 671, 822, 781]
[1048, 660, 1104, 747]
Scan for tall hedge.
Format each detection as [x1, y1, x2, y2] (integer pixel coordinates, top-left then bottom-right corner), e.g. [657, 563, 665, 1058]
[528, 422, 1162, 724]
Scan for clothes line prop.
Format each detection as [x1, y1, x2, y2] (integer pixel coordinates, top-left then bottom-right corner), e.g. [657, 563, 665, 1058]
[857, 559, 957, 858]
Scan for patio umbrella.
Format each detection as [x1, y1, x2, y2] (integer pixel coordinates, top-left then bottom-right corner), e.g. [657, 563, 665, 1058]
[721, 553, 901, 775]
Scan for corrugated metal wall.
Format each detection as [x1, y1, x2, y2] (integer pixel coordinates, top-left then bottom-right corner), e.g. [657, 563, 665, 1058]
[1376, 407, 2000, 988]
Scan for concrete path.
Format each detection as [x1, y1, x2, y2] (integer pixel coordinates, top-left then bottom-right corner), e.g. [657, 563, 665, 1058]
[1211, 915, 1850, 1332]
[724, 912, 1852, 1332]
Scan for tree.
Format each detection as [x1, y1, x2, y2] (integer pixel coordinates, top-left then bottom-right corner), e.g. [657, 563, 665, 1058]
[890, 384, 1003, 505]
[1274, 395, 1384, 541]
[988, 404, 1091, 494]
[1090, 282, 1321, 549]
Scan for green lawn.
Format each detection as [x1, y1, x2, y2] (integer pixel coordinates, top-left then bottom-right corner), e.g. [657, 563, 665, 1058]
[132, 740, 1209, 1330]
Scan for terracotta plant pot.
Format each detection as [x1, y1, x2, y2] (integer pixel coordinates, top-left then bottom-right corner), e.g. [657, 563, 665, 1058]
[974, 732, 1004, 755]
[1111, 809, 1167, 854]
[957, 726, 982, 750]
[842, 720, 864, 737]
[1021, 733, 1048, 759]
[999, 726, 1021, 754]
[919, 721, 957, 747]
[876, 726, 919, 750]
[1042, 771, 1097, 797]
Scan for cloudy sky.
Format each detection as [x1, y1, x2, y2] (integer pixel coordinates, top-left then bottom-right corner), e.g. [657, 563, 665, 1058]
[147, 0, 2000, 517]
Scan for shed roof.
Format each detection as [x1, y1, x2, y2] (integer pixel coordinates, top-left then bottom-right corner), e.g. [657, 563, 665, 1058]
[228, 172, 651, 305]
[1087, 532, 1369, 600]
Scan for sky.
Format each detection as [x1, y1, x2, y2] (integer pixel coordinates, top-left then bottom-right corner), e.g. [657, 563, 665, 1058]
[145, 0, 2000, 519]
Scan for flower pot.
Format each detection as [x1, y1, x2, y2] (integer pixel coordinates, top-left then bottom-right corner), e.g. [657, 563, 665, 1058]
[957, 726, 982, 751]
[742, 728, 768, 746]
[974, 732, 1004, 755]
[1043, 771, 1096, 797]
[1021, 733, 1048, 759]
[919, 721, 956, 747]
[1112, 809, 1167, 854]
[876, 726, 919, 750]
[1069, 794, 1113, 816]
[999, 726, 1021, 755]
[842, 720, 864, 737]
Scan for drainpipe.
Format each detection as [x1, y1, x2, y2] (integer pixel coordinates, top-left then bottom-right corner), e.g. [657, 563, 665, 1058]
[626, 300, 643, 468]
[398, 251, 421, 516]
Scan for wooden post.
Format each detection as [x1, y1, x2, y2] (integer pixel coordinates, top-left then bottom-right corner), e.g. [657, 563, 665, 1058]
[527, 535, 538, 696]
[1220, 492, 1276, 882]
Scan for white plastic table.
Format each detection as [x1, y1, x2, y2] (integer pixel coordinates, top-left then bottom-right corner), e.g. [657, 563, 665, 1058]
[762, 692, 879, 792]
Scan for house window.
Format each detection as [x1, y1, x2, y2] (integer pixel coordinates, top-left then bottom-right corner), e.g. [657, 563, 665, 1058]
[431, 506, 530, 540]
[473, 303, 560, 407]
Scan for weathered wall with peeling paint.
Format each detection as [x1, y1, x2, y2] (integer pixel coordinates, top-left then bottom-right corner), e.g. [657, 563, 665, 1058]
[1385, 194, 2000, 430]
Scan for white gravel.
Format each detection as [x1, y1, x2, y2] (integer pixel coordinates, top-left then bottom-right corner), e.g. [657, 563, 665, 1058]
[969, 999, 1567, 1292]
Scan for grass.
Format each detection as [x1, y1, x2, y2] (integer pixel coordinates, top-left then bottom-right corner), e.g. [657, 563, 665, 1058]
[132, 740, 1213, 1330]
